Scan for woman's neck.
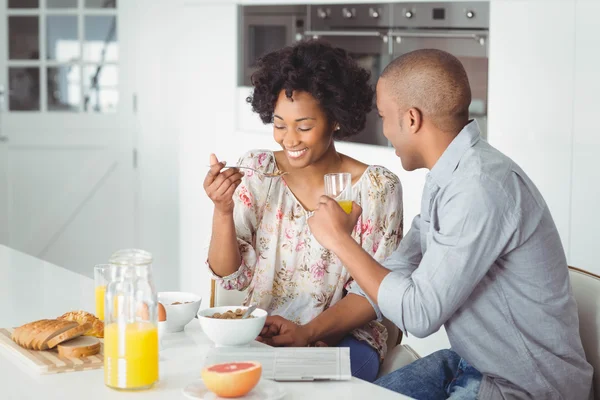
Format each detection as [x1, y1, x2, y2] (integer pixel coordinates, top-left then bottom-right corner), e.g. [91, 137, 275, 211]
[287, 144, 344, 187]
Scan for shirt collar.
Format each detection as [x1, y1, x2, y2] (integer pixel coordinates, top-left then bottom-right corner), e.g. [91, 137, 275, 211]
[428, 120, 481, 187]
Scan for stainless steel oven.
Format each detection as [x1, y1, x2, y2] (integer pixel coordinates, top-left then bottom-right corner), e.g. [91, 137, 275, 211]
[239, 5, 307, 86]
[389, 3, 489, 141]
[306, 4, 393, 146]
[239, 3, 489, 146]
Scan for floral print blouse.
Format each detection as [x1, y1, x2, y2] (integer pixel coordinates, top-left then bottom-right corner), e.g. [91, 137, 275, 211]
[209, 150, 403, 360]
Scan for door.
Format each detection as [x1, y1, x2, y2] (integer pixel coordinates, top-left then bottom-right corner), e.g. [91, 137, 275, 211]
[0, 0, 136, 277]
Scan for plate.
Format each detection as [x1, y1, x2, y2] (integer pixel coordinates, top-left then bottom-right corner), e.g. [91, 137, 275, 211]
[182, 378, 286, 400]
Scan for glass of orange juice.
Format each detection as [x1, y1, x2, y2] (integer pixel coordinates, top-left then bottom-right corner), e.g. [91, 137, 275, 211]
[94, 264, 111, 321]
[324, 172, 353, 214]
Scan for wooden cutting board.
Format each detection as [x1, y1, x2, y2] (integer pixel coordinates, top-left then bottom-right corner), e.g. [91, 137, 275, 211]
[0, 328, 103, 374]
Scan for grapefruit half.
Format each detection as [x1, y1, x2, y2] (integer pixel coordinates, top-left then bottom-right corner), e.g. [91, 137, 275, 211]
[201, 361, 262, 398]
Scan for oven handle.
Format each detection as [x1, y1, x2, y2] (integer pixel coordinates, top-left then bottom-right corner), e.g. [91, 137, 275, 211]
[304, 30, 383, 38]
[390, 31, 488, 44]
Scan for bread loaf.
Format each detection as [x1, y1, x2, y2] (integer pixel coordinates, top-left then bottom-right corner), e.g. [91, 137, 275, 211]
[57, 336, 100, 358]
[58, 311, 104, 338]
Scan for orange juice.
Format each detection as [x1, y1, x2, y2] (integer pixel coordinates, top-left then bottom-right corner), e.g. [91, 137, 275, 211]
[95, 285, 105, 320]
[338, 200, 353, 214]
[104, 322, 159, 390]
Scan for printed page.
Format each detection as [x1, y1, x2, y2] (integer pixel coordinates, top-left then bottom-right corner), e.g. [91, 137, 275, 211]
[204, 347, 352, 381]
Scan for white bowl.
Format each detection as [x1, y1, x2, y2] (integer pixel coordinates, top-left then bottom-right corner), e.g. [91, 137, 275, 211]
[158, 291, 202, 332]
[197, 306, 267, 346]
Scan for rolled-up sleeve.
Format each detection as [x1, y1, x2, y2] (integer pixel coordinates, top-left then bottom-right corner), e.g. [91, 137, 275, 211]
[346, 282, 383, 321]
[378, 179, 517, 338]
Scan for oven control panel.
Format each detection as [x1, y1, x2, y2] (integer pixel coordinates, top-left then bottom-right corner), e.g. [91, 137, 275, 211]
[394, 2, 488, 29]
[311, 2, 488, 30]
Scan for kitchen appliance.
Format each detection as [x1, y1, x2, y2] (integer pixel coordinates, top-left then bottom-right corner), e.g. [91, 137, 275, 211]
[239, 3, 489, 146]
[239, 5, 307, 86]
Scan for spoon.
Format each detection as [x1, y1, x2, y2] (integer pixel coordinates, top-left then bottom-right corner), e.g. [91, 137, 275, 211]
[207, 165, 288, 179]
[242, 304, 257, 319]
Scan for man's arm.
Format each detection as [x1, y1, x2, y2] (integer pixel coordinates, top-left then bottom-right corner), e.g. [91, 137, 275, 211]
[306, 212, 425, 340]
[311, 181, 516, 338]
[347, 214, 424, 319]
[258, 294, 376, 346]
[304, 293, 376, 345]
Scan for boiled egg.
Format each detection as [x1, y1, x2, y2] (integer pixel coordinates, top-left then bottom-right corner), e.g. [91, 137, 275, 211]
[158, 302, 167, 322]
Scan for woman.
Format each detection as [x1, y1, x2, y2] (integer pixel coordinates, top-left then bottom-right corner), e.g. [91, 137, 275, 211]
[203, 40, 403, 382]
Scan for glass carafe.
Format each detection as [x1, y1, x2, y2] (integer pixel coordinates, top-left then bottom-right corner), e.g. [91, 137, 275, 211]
[104, 249, 158, 390]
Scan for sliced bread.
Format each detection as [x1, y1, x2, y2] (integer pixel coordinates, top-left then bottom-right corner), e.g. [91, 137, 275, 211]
[57, 336, 100, 358]
[12, 320, 49, 347]
[35, 320, 79, 350]
[16, 319, 54, 349]
[11, 321, 35, 346]
[46, 322, 92, 349]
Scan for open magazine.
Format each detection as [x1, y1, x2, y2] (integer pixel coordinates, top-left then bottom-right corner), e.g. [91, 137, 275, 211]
[203, 346, 352, 381]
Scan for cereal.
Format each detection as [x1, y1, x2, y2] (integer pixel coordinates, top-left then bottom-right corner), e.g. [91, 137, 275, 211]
[207, 308, 254, 319]
[171, 301, 193, 305]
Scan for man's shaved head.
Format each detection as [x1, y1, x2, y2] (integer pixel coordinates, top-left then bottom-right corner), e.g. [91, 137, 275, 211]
[380, 49, 471, 133]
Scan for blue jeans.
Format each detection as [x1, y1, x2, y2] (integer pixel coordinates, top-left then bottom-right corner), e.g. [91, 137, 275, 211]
[374, 349, 482, 399]
[338, 335, 380, 383]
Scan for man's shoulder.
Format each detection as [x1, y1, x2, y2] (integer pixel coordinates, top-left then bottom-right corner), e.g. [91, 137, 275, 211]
[445, 141, 547, 217]
[458, 141, 515, 184]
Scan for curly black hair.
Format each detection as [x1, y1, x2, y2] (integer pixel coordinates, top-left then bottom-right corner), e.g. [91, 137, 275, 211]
[246, 39, 375, 140]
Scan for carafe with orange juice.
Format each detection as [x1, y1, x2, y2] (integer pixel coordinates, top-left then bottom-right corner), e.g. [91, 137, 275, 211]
[324, 173, 353, 214]
[104, 249, 158, 390]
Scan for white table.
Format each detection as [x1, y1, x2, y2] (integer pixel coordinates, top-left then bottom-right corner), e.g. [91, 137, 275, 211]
[0, 245, 409, 399]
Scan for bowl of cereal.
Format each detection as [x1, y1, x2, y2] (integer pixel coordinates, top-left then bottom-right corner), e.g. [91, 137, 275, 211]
[157, 291, 202, 332]
[197, 306, 267, 346]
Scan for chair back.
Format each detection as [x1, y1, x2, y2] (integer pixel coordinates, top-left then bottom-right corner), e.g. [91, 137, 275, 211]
[569, 266, 600, 397]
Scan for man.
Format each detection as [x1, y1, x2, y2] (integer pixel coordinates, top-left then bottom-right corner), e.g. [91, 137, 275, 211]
[259, 49, 593, 399]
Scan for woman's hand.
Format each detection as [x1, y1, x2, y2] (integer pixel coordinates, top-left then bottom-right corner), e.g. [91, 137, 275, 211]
[203, 154, 244, 215]
[256, 315, 312, 347]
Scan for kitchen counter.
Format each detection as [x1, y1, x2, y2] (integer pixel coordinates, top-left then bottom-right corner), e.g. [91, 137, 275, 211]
[0, 245, 409, 399]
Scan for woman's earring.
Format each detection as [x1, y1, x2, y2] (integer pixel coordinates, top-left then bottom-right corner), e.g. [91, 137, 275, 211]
[334, 125, 340, 131]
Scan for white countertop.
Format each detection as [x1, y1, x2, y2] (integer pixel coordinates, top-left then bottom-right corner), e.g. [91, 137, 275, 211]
[0, 245, 409, 399]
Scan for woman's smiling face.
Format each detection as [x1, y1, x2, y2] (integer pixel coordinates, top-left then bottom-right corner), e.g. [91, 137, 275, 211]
[273, 90, 335, 168]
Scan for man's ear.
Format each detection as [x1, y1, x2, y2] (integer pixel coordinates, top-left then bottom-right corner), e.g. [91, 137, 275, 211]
[407, 107, 423, 133]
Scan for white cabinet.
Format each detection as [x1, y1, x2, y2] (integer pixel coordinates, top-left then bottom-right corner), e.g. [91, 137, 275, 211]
[570, 0, 600, 274]
[488, 0, 575, 254]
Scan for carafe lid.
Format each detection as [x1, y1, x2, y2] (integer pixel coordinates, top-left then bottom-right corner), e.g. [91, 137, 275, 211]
[109, 248, 153, 266]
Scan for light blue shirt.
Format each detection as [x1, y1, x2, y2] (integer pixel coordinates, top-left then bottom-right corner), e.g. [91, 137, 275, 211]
[374, 121, 593, 399]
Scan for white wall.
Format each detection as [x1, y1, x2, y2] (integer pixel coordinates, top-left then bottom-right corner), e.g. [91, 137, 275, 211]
[132, 0, 181, 291]
[488, 0, 600, 275]
[177, 1, 239, 305]
[570, 0, 600, 271]
[487, 0, 575, 256]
